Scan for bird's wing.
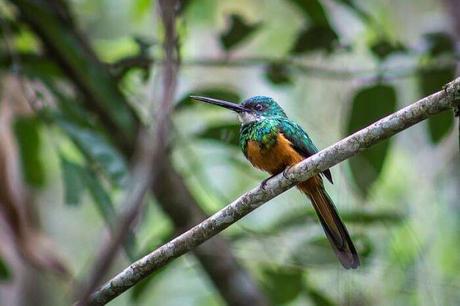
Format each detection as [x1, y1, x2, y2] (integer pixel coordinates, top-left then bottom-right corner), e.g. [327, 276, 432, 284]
[279, 119, 333, 184]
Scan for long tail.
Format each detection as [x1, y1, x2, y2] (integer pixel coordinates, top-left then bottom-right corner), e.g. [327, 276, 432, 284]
[299, 182, 360, 269]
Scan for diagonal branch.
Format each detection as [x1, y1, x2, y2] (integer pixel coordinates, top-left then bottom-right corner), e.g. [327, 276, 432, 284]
[88, 78, 460, 305]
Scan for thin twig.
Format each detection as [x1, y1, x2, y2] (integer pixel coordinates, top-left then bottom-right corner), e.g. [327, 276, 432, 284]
[87, 78, 460, 306]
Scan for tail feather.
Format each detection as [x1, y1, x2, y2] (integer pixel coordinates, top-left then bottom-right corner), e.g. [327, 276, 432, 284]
[299, 182, 360, 269]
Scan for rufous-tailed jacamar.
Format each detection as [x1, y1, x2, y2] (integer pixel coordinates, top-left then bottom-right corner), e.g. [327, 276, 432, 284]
[191, 95, 360, 269]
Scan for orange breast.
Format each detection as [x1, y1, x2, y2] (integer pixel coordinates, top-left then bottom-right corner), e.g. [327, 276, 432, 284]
[247, 133, 304, 174]
[247, 133, 324, 193]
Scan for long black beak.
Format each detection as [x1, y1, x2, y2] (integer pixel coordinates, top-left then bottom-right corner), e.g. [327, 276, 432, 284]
[190, 96, 249, 113]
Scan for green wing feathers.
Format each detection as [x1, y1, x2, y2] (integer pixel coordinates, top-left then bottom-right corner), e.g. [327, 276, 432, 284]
[279, 119, 333, 183]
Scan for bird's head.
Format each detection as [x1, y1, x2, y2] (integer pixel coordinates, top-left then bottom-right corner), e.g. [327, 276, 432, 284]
[191, 95, 287, 124]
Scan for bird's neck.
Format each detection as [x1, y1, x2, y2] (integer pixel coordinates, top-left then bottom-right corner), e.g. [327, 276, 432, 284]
[238, 112, 264, 124]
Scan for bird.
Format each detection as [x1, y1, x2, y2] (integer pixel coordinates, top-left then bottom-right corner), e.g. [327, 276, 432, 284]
[191, 95, 360, 269]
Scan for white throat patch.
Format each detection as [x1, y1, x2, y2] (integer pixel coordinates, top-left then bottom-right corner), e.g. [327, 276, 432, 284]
[238, 112, 262, 124]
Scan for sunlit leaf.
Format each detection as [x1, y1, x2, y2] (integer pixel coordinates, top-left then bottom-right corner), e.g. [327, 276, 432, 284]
[0, 256, 11, 281]
[196, 123, 241, 146]
[290, 25, 338, 54]
[176, 88, 241, 110]
[370, 39, 406, 61]
[13, 116, 45, 187]
[264, 62, 292, 85]
[60, 156, 86, 206]
[132, 0, 152, 18]
[262, 266, 303, 304]
[418, 67, 455, 143]
[346, 84, 397, 197]
[219, 14, 261, 51]
[56, 120, 128, 187]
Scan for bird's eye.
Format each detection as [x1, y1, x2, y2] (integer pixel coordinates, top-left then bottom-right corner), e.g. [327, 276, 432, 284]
[255, 104, 263, 111]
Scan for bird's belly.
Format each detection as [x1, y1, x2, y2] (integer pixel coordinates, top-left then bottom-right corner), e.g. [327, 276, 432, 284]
[246, 133, 304, 174]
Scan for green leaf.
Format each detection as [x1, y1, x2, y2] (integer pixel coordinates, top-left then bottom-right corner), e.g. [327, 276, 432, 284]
[427, 110, 454, 143]
[293, 234, 373, 267]
[0, 53, 62, 80]
[60, 156, 86, 206]
[346, 84, 397, 197]
[220, 14, 261, 51]
[330, 0, 372, 22]
[132, 0, 152, 18]
[370, 39, 406, 61]
[286, 0, 329, 25]
[82, 166, 137, 260]
[196, 123, 241, 146]
[0, 256, 11, 281]
[264, 62, 293, 85]
[423, 32, 455, 56]
[274, 209, 404, 230]
[418, 66, 455, 143]
[290, 25, 338, 54]
[13, 116, 45, 187]
[305, 283, 335, 306]
[262, 266, 303, 304]
[57, 120, 128, 187]
[177, 0, 194, 15]
[176, 88, 241, 110]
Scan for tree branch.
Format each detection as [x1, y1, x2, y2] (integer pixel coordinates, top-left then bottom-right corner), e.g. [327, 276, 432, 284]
[88, 77, 460, 305]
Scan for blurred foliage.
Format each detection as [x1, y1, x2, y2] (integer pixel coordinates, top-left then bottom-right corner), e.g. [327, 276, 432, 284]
[264, 62, 293, 85]
[0, 256, 11, 281]
[369, 38, 407, 61]
[261, 266, 303, 304]
[220, 14, 261, 51]
[13, 115, 45, 187]
[346, 84, 397, 197]
[56, 119, 128, 187]
[60, 156, 86, 206]
[176, 88, 241, 110]
[196, 122, 241, 147]
[418, 32, 456, 143]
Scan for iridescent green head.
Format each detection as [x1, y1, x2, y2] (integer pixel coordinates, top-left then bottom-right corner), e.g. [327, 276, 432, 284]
[191, 95, 287, 124]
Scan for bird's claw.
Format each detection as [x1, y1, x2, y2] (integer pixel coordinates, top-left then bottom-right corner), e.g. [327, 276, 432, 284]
[282, 166, 293, 179]
[261, 166, 293, 190]
[260, 176, 272, 190]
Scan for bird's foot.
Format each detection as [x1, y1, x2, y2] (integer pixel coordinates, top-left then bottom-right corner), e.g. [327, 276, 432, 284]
[260, 174, 276, 190]
[282, 166, 293, 179]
